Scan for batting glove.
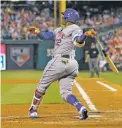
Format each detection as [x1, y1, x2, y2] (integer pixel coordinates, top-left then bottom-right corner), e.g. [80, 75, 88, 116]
[84, 29, 97, 38]
[28, 26, 40, 35]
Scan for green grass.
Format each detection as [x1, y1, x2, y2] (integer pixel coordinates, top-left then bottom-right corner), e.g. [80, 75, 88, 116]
[1, 70, 64, 105]
[1, 83, 64, 105]
[2, 84, 36, 104]
[1, 70, 122, 105]
[1, 70, 42, 79]
[43, 83, 64, 104]
[79, 72, 122, 86]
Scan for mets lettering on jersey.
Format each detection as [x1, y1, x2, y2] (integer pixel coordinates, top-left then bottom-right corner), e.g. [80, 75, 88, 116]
[55, 31, 64, 46]
[53, 24, 84, 57]
[0, 44, 6, 70]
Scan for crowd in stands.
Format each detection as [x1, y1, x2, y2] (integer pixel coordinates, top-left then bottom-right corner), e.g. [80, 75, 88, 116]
[1, 3, 54, 40]
[1, 1, 122, 40]
[79, 6, 122, 30]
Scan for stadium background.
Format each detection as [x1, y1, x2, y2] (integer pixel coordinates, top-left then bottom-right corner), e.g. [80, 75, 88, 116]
[1, 1, 122, 128]
[1, 0, 122, 71]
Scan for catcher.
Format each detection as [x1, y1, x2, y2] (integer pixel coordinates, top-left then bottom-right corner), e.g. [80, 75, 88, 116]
[28, 8, 96, 120]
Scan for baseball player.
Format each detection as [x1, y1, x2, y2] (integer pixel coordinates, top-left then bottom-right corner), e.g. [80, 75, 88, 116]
[28, 8, 96, 120]
[85, 43, 100, 77]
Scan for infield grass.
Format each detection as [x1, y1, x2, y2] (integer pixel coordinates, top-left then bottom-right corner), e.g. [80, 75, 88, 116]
[79, 72, 122, 85]
[1, 70, 122, 105]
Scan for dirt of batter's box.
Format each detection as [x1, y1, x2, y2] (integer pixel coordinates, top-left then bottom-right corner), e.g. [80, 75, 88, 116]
[2, 78, 122, 128]
[1, 79, 39, 84]
[2, 104, 122, 128]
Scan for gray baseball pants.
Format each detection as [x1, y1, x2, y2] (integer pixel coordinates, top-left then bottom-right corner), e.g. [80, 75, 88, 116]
[37, 56, 78, 100]
[88, 58, 99, 77]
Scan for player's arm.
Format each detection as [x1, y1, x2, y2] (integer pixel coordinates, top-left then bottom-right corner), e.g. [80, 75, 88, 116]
[28, 26, 55, 40]
[72, 29, 97, 48]
[39, 31, 55, 40]
[72, 33, 86, 48]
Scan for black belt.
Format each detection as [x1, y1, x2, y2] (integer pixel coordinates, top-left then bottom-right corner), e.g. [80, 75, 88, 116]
[61, 55, 70, 58]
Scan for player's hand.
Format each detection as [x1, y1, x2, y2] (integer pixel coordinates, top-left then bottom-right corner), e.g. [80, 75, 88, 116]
[28, 26, 40, 35]
[84, 29, 97, 38]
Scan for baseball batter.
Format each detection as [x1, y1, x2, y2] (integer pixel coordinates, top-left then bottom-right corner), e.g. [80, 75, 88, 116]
[28, 8, 96, 120]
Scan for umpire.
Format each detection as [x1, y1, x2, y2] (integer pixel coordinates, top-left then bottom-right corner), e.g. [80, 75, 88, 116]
[85, 43, 100, 77]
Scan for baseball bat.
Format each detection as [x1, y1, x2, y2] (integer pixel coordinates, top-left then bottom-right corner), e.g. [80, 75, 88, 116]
[95, 36, 119, 73]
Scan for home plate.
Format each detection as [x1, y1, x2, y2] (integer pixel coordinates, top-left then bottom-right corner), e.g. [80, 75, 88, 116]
[74, 114, 101, 119]
[89, 115, 101, 118]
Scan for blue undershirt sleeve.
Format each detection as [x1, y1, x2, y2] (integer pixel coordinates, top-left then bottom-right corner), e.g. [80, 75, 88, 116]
[39, 31, 55, 40]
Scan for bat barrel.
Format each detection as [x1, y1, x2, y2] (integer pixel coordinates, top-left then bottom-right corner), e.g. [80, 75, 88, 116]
[95, 36, 119, 73]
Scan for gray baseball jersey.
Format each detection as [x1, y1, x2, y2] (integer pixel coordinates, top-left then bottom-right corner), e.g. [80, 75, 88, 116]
[53, 24, 83, 57]
[37, 24, 84, 100]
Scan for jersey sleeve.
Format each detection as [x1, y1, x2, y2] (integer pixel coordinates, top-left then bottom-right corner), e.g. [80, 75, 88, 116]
[72, 28, 83, 40]
[53, 27, 63, 34]
[72, 28, 85, 48]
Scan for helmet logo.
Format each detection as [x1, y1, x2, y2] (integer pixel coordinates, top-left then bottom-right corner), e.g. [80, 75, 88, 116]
[62, 8, 79, 23]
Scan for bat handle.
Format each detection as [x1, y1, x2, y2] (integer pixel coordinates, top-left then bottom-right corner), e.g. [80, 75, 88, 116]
[95, 36, 104, 50]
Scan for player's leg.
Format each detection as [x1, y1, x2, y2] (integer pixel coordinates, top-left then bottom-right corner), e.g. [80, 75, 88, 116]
[59, 70, 88, 120]
[88, 59, 94, 77]
[29, 58, 60, 118]
[94, 58, 100, 77]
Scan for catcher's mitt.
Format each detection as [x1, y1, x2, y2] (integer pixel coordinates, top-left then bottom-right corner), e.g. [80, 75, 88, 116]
[84, 29, 97, 38]
[28, 26, 40, 35]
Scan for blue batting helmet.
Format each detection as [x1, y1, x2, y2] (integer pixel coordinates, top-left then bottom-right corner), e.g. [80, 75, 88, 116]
[61, 8, 80, 23]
